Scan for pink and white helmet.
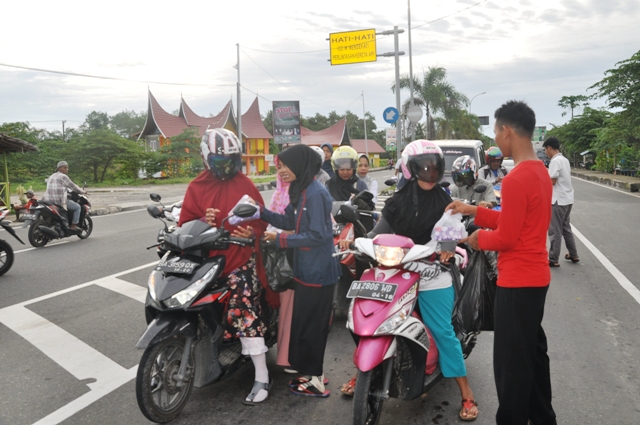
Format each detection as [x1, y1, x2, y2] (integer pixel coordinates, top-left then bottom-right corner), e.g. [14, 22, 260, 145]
[200, 128, 243, 180]
[400, 140, 445, 183]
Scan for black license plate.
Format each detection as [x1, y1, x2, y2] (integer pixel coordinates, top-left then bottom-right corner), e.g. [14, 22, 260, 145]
[346, 281, 398, 302]
[156, 258, 198, 274]
[22, 213, 35, 221]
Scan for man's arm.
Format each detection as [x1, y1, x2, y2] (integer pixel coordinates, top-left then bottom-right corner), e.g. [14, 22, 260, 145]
[61, 175, 83, 193]
[477, 179, 527, 251]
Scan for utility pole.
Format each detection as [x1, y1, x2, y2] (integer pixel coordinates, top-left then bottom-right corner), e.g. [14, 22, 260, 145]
[62, 120, 66, 141]
[407, 0, 416, 142]
[362, 91, 368, 157]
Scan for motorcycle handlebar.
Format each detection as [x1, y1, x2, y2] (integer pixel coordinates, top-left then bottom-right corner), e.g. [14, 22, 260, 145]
[229, 237, 254, 246]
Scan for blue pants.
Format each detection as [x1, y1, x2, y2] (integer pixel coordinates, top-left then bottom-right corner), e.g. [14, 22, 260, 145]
[418, 285, 466, 378]
[67, 199, 81, 224]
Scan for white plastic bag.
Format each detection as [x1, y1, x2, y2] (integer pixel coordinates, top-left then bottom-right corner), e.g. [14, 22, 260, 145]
[228, 194, 260, 225]
[431, 210, 467, 242]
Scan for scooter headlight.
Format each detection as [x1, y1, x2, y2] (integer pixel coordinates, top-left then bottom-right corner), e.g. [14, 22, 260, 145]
[374, 245, 408, 267]
[373, 299, 416, 336]
[148, 270, 160, 301]
[163, 265, 219, 308]
[346, 298, 355, 331]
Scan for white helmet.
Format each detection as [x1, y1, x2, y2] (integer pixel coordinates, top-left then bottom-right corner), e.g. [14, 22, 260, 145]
[200, 128, 242, 180]
[311, 146, 325, 164]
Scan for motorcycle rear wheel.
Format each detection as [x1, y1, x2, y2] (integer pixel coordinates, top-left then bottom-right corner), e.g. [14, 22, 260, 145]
[136, 337, 194, 423]
[353, 366, 385, 425]
[28, 219, 50, 248]
[0, 239, 15, 276]
[77, 216, 93, 239]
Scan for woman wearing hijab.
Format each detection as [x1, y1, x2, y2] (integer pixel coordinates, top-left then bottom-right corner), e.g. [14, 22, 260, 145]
[266, 157, 296, 372]
[357, 154, 378, 205]
[260, 144, 340, 397]
[320, 143, 335, 178]
[325, 146, 373, 210]
[179, 128, 277, 406]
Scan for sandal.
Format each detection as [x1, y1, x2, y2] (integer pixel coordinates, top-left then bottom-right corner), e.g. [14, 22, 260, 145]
[340, 376, 357, 396]
[460, 398, 479, 421]
[243, 379, 271, 406]
[549, 261, 560, 268]
[288, 375, 329, 388]
[290, 379, 330, 398]
[565, 254, 580, 263]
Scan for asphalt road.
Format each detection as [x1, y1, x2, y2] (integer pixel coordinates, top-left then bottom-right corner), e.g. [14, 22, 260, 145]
[1, 171, 639, 425]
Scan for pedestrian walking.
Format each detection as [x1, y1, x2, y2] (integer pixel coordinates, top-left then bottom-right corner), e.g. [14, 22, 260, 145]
[543, 137, 579, 267]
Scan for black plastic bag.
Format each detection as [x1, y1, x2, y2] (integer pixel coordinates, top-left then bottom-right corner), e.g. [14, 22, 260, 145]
[261, 240, 295, 292]
[453, 250, 497, 333]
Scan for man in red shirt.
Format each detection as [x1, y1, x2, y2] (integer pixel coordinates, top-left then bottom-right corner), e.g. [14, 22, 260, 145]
[447, 101, 557, 425]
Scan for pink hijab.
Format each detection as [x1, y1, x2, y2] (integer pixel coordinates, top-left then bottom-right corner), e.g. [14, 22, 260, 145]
[269, 156, 290, 214]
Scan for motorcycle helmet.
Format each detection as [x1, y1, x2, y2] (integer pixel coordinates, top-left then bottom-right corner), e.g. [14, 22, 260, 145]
[311, 146, 325, 164]
[400, 140, 445, 183]
[451, 155, 478, 187]
[200, 128, 243, 180]
[485, 146, 504, 164]
[331, 146, 358, 171]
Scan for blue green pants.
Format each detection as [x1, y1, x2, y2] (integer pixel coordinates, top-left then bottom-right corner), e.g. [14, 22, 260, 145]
[418, 285, 466, 378]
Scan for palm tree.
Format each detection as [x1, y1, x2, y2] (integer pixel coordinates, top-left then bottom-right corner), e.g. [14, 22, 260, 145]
[391, 66, 468, 139]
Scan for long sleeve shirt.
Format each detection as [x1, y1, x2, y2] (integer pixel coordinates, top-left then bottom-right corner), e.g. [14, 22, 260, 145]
[475, 160, 552, 288]
[42, 172, 83, 208]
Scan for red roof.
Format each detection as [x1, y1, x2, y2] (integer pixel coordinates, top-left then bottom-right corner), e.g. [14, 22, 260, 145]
[241, 98, 272, 139]
[180, 99, 233, 137]
[140, 91, 190, 138]
[351, 139, 386, 154]
[300, 118, 350, 147]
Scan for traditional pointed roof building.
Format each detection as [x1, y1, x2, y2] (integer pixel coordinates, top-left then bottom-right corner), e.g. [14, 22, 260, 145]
[300, 118, 351, 148]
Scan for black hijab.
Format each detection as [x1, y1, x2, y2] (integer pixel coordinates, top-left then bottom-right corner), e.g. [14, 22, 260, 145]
[326, 172, 360, 202]
[381, 179, 452, 245]
[277, 144, 321, 205]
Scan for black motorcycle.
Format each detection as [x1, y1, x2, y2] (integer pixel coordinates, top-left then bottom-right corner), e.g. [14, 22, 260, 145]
[0, 208, 25, 276]
[25, 190, 92, 247]
[136, 202, 277, 423]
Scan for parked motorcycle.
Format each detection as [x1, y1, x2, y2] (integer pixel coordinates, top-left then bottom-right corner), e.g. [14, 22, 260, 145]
[25, 189, 92, 247]
[135, 202, 276, 423]
[340, 231, 474, 425]
[145, 193, 183, 258]
[0, 208, 25, 276]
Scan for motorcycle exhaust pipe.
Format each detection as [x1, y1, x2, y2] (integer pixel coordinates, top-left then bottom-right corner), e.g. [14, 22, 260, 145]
[37, 225, 60, 239]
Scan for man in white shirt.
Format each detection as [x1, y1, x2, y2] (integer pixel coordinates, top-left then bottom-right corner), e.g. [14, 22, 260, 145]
[543, 137, 579, 267]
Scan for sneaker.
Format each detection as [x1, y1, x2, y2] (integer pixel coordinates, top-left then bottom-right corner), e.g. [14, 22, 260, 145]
[290, 376, 330, 398]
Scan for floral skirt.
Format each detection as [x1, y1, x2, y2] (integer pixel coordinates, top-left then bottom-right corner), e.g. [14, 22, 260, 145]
[223, 255, 266, 339]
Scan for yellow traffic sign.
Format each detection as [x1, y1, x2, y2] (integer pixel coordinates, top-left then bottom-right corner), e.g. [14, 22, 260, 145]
[329, 29, 377, 65]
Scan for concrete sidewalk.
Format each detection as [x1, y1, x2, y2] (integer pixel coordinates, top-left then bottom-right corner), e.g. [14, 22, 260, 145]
[571, 168, 640, 192]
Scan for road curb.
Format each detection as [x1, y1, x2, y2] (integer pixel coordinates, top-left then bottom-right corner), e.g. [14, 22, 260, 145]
[572, 170, 640, 192]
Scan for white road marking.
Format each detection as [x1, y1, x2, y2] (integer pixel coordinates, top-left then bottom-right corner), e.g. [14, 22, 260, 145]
[0, 261, 157, 425]
[572, 225, 640, 305]
[13, 240, 71, 254]
[572, 176, 640, 198]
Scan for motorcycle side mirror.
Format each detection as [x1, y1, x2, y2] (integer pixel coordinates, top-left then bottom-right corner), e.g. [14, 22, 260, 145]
[474, 185, 487, 193]
[339, 204, 360, 223]
[232, 203, 258, 218]
[439, 181, 450, 188]
[150, 193, 162, 202]
[384, 177, 398, 186]
[147, 204, 163, 219]
[354, 189, 373, 201]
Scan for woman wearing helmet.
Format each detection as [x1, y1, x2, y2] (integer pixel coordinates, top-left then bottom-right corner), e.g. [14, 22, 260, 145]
[179, 128, 276, 405]
[339, 140, 479, 421]
[479, 146, 509, 184]
[325, 146, 373, 210]
[451, 155, 497, 208]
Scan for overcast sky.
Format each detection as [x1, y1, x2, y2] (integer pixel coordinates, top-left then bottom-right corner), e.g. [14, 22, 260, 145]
[1, 0, 638, 138]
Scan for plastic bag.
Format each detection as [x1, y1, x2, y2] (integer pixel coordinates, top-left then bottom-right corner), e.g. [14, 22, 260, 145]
[260, 240, 295, 292]
[228, 195, 260, 226]
[431, 210, 467, 242]
[452, 250, 497, 334]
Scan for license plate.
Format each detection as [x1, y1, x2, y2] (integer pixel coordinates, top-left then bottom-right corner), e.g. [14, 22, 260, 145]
[22, 213, 35, 221]
[156, 257, 198, 274]
[346, 281, 398, 302]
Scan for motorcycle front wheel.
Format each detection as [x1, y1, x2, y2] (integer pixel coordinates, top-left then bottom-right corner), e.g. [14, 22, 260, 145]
[353, 365, 385, 425]
[77, 216, 93, 239]
[28, 219, 50, 248]
[0, 239, 15, 276]
[136, 337, 194, 423]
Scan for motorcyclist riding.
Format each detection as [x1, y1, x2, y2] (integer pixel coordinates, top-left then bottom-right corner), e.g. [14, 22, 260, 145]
[41, 161, 86, 231]
[451, 156, 497, 209]
[478, 146, 509, 184]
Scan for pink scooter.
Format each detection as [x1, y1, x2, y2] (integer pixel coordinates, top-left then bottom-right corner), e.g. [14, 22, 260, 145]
[341, 234, 461, 425]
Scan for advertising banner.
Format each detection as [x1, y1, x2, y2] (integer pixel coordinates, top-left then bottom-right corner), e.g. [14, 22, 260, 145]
[533, 126, 547, 142]
[385, 128, 397, 150]
[273, 101, 301, 144]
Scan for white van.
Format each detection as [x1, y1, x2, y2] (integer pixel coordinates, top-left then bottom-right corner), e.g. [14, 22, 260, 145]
[433, 140, 486, 184]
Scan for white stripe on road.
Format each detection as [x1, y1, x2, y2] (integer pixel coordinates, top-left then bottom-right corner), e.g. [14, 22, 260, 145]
[573, 225, 640, 305]
[13, 240, 71, 254]
[95, 277, 148, 303]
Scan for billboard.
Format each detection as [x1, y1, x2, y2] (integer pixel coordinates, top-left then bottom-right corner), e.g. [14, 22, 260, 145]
[385, 128, 396, 150]
[329, 29, 377, 66]
[533, 126, 547, 142]
[273, 101, 301, 144]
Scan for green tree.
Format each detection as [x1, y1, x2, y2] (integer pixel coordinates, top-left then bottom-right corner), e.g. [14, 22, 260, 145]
[392, 66, 468, 139]
[558, 95, 590, 118]
[81, 111, 110, 131]
[547, 107, 613, 164]
[157, 128, 202, 178]
[110, 110, 147, 140]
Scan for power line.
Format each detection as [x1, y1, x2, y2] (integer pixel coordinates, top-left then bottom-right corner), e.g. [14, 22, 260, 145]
[412, 0, 489, 30]
[0, 62, 235, 88]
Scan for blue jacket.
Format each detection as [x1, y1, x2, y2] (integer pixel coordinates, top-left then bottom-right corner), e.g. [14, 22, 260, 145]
[261, 180, 340, 287]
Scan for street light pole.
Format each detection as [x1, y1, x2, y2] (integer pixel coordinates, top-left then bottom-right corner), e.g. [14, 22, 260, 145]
[468, 91, 486, 113]
[407, 0, 416, 142]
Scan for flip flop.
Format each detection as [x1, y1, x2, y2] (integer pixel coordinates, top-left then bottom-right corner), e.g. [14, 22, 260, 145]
[565, 254, 580, 263]
[460, 398, 478, 421]
[340, 376, 357, 396]
[288, 376, 329, 387]
[290, 380, 330, 398]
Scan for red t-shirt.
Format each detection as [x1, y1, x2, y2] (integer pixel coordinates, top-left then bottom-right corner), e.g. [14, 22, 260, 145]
[475, 160, 552, 288]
